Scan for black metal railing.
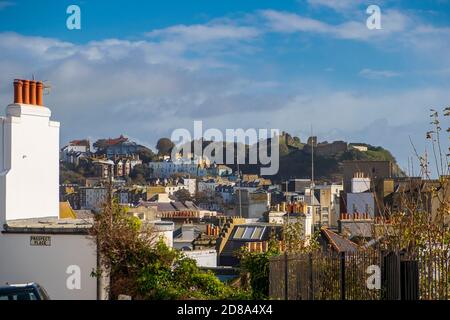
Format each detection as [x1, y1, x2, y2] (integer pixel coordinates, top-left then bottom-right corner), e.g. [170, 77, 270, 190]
[269, 249, 449, 300]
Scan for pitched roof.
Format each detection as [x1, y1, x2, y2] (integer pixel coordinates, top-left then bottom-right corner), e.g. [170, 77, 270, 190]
[320, 227, 359, 253]
[59, 201, 76, 219]
[69, 139, 90, 147]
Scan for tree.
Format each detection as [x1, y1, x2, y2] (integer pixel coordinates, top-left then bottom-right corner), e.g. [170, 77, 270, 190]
[91, 189, 250, 300]
[174, 189, 192, 203]
[130, 164, 151, 184]
[137, 147, 157, 163]
[193, 191, 209, 205]
[238, 232, 280, 299]
[156, 138, 175, 156]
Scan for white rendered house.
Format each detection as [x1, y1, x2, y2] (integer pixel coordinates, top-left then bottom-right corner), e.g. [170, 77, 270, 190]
[0, 79, 105, 300]
[0, 80, 59, 226]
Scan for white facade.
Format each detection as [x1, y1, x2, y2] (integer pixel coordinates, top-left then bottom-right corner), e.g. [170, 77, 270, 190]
[0, 90, 104, 300]
[165, 185, 188, 196]
[183, 250, 217, 268]
[146, 220, 174, 248]
[351, 177, 371, 193]
[148, 161, 207, 178]
[0, 232, 99, 300]
[198, 181, 217, 196]
[347, 192, 375, 217]
[81, 187, 108, 210]
[0, 104, 59, 226]
[183, 178, 197, 195]
[62, 144, 88, 154]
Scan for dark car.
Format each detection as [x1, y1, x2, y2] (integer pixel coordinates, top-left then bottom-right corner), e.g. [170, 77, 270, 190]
[0, 283, 50, 300]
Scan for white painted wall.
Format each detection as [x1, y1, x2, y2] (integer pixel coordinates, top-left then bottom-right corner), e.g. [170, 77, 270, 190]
[183, 178, 197, 195]
[0, 233, 98, 300]
[351, 177, 371, 193]
[347, 192, 375, 217]
[183, 250, 217, 268]
[0, 104, 59, 225]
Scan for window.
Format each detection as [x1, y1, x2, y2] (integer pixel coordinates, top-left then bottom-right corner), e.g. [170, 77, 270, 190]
[0, 292, 37, 300]
[251, 227, 265, 240]
[234, 226, 265, 240]
[243, 227, 255, 239]
[234, 227, 245, 239]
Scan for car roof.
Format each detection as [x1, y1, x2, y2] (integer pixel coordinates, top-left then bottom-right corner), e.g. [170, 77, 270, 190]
[0, 283, 39, 293]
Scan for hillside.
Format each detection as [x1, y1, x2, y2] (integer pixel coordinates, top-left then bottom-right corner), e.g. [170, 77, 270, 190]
[229, 133, 404, 182]
[60, 132, 404, 184]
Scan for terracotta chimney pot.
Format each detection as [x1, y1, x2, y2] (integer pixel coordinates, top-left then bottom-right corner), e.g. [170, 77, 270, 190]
[22, 80, 30, 104]
[29, 80, 37, 105]
[14, 79, 23, 104]
[36, 81, 44, 106]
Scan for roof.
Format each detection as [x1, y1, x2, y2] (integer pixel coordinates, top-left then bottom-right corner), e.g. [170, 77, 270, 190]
[103, 135, 128, 146]
[3, 217, 93, 234]
[320, 227, 359, 253]
[219, 223, 283, 266]
[69, 139, 90, 147]
[156, 201, 199, 212]
[59, 201, 76, 219]
[74, 210, 95, 219]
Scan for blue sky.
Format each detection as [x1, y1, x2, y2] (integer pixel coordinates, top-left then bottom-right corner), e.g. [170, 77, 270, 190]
[0, 0, 449, 176]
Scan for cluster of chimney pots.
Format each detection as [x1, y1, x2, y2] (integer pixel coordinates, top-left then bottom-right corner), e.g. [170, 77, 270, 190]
[13, 79, 44, 106]
[340, 212, 371, 220]
[206, 224, 221, 236]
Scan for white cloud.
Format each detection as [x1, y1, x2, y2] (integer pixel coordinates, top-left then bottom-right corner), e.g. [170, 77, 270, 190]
[307, 0, 365, 11]
[147, 23, 260, 43]
[261, 9, 410, 41]
[359, 68, 401, 79]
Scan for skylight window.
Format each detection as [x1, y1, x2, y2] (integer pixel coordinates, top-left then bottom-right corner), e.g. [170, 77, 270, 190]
[233, 226, 266, 240]
[251, 227, 265, 240]
[234, 227, 245, 239]
[243, 227, 255, 239]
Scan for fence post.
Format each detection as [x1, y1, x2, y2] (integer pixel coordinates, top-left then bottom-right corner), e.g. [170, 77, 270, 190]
[308, 253, 314, 300]
[284, 252, 289, 300]
[397, 252, 402, 300]
[340, 251, 346, 300]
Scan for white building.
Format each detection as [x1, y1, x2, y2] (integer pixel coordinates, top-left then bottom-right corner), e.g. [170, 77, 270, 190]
[198, 179, 218, 196]
[346, 174, 375, 218]
[165, 184, 188, 196]
[148, 160, 207, 179]
[183, 250, 217, 268]
[0, 79, 105, 300]
[305, 183, 343, 228]
[346, 193, 375, 217]
[182, 178, 197, 196]
[80, 187, 108, 210]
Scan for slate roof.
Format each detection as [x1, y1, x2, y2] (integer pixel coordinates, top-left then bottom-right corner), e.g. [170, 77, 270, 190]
[320, 227, 359, 253]
[156, 201, 199, 212]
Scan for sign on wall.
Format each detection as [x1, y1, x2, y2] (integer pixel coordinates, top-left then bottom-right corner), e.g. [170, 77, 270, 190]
[30, 235, 51, 246]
